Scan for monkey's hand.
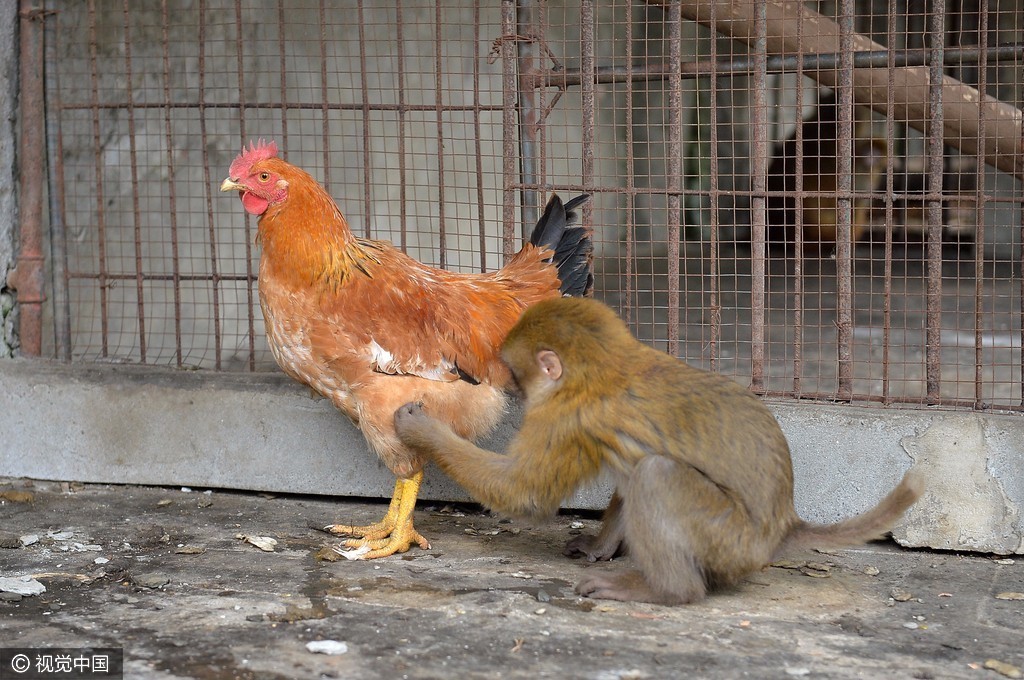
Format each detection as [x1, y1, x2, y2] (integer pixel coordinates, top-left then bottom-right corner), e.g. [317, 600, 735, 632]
[564, 533, 625, 562]
[394, 401, 454, 456]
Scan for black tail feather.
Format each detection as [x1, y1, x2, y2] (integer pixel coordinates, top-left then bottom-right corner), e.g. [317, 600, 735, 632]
[529, 193, 594, 297]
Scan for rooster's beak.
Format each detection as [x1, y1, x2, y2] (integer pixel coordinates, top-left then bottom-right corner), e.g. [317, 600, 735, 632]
[220, 178, 245, 193]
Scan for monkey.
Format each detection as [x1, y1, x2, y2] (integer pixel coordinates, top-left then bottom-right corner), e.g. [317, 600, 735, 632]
[394, 297, 923, 605]
[766, 92, 890, 251]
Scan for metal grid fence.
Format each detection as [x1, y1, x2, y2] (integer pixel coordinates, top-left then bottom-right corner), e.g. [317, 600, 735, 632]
[21, 0, 1024, 411]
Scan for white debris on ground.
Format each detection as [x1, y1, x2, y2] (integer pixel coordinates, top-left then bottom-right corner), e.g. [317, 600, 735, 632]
[305, 640, 349, 655]
[0, 576, 46, 596]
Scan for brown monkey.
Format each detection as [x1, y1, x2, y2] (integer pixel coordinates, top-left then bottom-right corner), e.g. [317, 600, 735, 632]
[766, 92, 890, 250]
[394, 297, 923, 605]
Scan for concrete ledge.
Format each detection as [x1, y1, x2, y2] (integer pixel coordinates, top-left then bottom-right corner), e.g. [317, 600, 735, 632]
[1, 358, 1021, 554]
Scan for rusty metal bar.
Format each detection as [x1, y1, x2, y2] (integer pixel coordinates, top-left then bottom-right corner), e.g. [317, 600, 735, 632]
[60, 101, 506, 113]
[925, 0, 946, 404]
[65, 273, 258, 283]
[235, 0, 256, 370]
[397, 0, 410, 252]
[318, 0, 331, 187]
[44, 43, 1021, 115]
[199, 0, 223, 370]
[43, 2, 70, 362]
[11, 1, 46, 357]
[357, 0, 373, 239]
[748, 0, 769, 393]
[881, 0, 898, 405]
[707, 0, 720, 372]
[623, 0, 636, 328]
[516, 0, 541, 234]
[123, 2, 147, 364]
[790, 7, 806, 395]
[86, 0, 108, 359]
[536, 43, 1024, 88]
[472, 1, 487, 271]
[500, 0, 517, 260]
[160, 0, 182, 367]
[277, 0, 289, 150]
[580, 0, 594, 206]
[973, 0, 989, 410]
[433, 0, 447, 267]
[834, 0, 855, 402]
[665, 0, 682, 358]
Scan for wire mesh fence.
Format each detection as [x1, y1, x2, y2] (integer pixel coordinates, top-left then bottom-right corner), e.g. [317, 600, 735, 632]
[33, 0, 1024, 410]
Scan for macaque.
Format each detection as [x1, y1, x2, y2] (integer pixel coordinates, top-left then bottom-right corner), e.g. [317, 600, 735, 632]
[766, 92, 890, 250]
[394, 297, 923, 605]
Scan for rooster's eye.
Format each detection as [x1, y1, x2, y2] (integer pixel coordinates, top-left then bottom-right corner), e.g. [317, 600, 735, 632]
[258, 172, 270, 182]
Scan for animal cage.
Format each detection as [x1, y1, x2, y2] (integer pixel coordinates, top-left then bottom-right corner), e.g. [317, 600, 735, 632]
[12, 0, 1024, 411]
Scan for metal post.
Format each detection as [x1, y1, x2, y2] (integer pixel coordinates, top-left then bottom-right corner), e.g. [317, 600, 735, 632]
[10, 1, 47, 357]
[516, 0, 541, 235]
[44, 2, 70, 361]
[748, 0, 769, 392]
[835, 0, 855, 401]
[925, 0, 946, 403]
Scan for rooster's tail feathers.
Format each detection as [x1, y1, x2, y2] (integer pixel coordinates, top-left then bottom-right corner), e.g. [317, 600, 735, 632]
[529, 194, 594, 298]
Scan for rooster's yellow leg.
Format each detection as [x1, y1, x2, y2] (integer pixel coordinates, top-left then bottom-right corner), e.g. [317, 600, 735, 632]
[326, 471, 430, 559]
[324, 477, 405, 540]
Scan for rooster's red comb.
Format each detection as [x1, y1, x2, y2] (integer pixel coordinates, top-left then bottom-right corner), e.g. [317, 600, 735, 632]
[229, 139, 279, 179]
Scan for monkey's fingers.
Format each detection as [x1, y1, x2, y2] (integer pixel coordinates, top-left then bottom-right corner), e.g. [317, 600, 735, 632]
[564, 533, 622, 562]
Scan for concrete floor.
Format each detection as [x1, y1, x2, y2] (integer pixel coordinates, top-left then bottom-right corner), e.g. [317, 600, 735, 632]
[1, 478, 1022, 679]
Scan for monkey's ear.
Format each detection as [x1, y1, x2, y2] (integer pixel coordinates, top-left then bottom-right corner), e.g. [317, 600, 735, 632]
[536, 350, 563, 382]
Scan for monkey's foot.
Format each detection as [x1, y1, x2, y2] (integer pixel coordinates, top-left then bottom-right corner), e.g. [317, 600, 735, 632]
[575, 573, 636, 601]
[575, 571, 695, 605]
[323, 472, 429, 560]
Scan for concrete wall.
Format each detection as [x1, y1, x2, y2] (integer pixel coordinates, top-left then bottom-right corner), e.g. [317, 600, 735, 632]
[1, 359, 1021, 555]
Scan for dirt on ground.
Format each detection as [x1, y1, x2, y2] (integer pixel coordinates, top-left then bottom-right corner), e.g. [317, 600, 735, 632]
[1, 478, 1022, 679]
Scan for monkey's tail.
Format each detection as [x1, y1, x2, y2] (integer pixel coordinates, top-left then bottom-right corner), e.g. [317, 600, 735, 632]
[777, 469, 924, 555]
[529, 193, 594, 298]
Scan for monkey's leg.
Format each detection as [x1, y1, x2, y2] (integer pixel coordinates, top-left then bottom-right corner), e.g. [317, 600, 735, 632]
[324, 471, 430, 559]
[565, 492, 627, 561]
[575, 457, 709, 605]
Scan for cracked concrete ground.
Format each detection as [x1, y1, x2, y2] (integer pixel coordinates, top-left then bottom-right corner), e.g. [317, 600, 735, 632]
[1, 479, 1022, 680]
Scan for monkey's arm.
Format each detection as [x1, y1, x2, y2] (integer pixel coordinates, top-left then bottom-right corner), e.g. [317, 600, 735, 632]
[394, 402, 589, 519]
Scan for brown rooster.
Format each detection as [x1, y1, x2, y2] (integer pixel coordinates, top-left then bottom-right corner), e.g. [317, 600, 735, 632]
[220, 140, 592, 558]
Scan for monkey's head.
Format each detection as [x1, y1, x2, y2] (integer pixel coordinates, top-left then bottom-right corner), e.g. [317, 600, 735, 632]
[501, 297, 633, 401]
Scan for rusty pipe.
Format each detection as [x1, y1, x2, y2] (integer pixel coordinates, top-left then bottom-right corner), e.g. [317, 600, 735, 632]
[9, 2, 47, 357]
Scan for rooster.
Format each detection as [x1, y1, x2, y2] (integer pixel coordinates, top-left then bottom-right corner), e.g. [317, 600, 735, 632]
[221, 140, 592, 558]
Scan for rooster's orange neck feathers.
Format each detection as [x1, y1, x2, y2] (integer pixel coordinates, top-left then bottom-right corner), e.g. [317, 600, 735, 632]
[256, 160, 377, 291]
